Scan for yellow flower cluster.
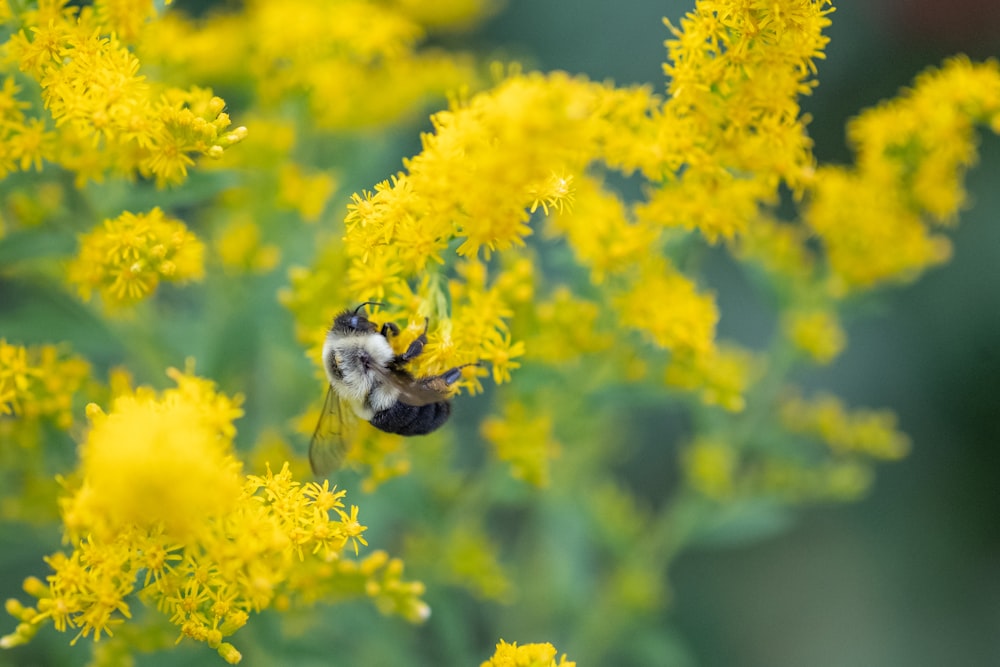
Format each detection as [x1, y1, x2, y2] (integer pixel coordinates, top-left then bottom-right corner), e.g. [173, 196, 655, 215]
[324, 0, 832, 392]
[92, 0, 162, 43]
[481, 639, 575, 667]
[480, 399, 560, 487]
[783, 309, 846, 365]
[4, 0, 245, 187]
[393, 0, 500, 30]
[0, 340, 89, 429]
[682, 437, 739, 501]
[807, 56, 1000, 291]
[683, 387, 910, 504]
[519, 287, 614, 364]
[275, 0, 857, 490]
[0, 341, 90, 520]
[330, 70, 657, 353]
[68, 207, 205, 308]
[277, 163, 338, 224]
[664, 344, 758, 412]
[213, 216, 281, 275]
[661, 0, 832, 203]
[779, 391, 911, 460]
[682, 438, 878, 504]
[138, 0, 480, 130]
[2, 369, 425, 663]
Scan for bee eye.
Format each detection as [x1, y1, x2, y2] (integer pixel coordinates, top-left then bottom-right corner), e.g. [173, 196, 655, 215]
[350, 316, 362, 329]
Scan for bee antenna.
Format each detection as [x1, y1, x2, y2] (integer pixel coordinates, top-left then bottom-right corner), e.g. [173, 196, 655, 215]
[354, 301, 385, 314]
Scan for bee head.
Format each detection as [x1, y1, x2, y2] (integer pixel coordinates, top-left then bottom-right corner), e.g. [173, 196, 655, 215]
[331, 302, 383, 336]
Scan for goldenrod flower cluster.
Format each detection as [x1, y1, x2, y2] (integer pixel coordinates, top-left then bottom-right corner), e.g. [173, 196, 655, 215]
[285, 1, 839, 425]
[279, 3, 998, 588]
[0, 340, 89, 429]
[67, 208, 205, 308]
[779, 391, 911, 460]
[4, 0, 245, 187]
[809, 56, 1000, 292]
[481, 639, 575, 667]
[481, 400, 560, 487]
[0, 341, 90, 520]
[137, 0, 479, 130]
[1, 369, 425, 662]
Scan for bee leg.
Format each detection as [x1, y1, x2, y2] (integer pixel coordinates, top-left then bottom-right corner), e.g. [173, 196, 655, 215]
[380, 321, 400, 338]
[438, 362, 480, 386]
[420, 363, 478, 393]
[398, 318, 430, 362]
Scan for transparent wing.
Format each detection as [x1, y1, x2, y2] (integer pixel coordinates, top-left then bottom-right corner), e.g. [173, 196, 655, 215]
[370, 365, 450, 407]
[308, 385, 356, 476]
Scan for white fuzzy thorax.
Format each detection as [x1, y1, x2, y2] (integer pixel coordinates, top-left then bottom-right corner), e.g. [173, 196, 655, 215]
[322, 332, 399, 419]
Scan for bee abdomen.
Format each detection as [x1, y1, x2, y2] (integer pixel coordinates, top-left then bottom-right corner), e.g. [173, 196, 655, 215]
[370, 400, 451, 436]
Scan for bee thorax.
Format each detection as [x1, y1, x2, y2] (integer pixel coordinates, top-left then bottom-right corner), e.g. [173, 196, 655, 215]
[322, 331, 397, 404]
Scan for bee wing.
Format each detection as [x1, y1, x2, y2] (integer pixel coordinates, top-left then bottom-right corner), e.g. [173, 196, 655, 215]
[370, 365, 450, 407]
[309, 385, 356, 476]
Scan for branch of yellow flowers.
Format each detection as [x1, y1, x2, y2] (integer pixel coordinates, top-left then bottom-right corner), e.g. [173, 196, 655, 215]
[326, 0, 835, 382]
[1, 368, 426, 663]
[276, 2, 1000, 513]
[806, 55, 1000, 293]
[278, 0, 841, 492]
[3, 0, 246, 187]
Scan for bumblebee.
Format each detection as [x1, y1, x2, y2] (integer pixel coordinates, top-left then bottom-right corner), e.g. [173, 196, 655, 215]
[309, 303, 474, 475]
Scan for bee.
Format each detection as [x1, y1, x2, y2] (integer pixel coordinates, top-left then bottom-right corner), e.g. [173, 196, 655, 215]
[309, 302, 477, 476]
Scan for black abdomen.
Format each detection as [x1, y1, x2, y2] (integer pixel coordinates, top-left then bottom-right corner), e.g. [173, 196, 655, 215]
[370, 400, 452, 436]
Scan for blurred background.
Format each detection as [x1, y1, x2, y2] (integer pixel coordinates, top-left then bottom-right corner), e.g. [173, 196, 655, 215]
[474, 1, 1000, 665]
[2, 1, 999, 666]
[484, 0, 1000, 667]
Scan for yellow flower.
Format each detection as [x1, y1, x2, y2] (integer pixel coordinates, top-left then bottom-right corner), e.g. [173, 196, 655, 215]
[784, 309, 846, 365]
[528, 171, 574, 215]
[547, 175, 659, 283]
[7, 117, 54, 172]
[481, 639, 575, 667]
[807, 56, 1000, 291]
[665, 344, 757, 412]
[662, 0, 832, 192]
[67, 208, 205, 309]
[806, 167, 951, 291]
[93, 0, 158, 43]
[779, 391, 911, 460]
[139, 0, 480, 130]
[682, 438, 738, 500]
[3, 368, 426, 660]
[479, 330, 525, 385]
[214, 216, 281, 274]
[637, 170, 775, 243]
[480, 399, 560, 487]
[6, 3, 245, 186]
[335, 504, 369, 556]
[68, 371, 244, 542]
[615, 259, 717, 357]
[277, 163, 337, 223]
[733, 215, 815, 282]
[0, 340, 89, 430]
[521, 287, 613, 364]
